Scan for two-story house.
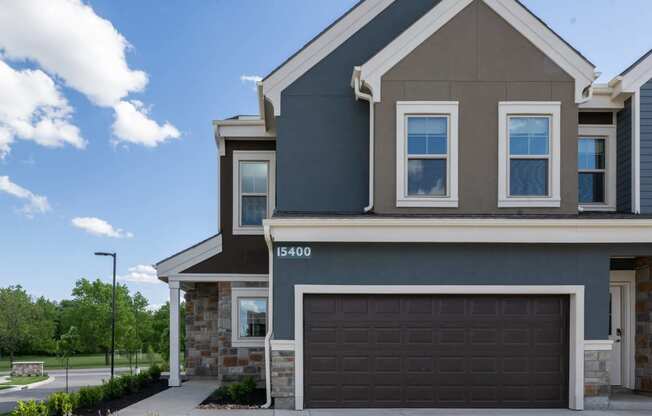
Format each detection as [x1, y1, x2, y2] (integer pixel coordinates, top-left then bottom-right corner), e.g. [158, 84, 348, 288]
[156, 0, 652, 411]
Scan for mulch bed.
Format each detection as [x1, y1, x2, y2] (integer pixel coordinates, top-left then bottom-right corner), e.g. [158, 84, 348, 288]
[198, 388, 266, 410]
[74, 379, 168, 416]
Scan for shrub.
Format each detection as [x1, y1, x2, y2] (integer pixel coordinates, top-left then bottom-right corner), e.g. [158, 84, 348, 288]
[134, 371, 151, 390]
[77, 385, 103, 409]
[46, 392, 76, 416]
[11, 400, 48, 416]
[102, 377, 125, 401]
[148, 364, 161, 381]
[226, 377, 257, 404]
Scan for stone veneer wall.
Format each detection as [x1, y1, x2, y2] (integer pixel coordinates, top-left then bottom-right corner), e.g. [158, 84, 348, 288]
[584, 350, 611, 409]
[271, 350, 295, 409]
[185, 281, 266, 386]
[636, 258, 652, 392]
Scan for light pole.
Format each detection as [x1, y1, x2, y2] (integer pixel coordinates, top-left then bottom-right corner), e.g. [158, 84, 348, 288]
[95, 251, 117, 380]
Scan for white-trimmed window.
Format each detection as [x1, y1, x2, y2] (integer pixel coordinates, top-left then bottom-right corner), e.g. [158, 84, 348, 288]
[231, 287, 268, 347]
[232, 151, 276, 235]
[396, 101, 459, 208]
[578, 125, 617, 211]
[498, 102, 561, 208]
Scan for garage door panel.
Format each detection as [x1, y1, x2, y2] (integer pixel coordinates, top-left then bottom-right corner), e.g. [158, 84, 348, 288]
[304, 294, 569, 409]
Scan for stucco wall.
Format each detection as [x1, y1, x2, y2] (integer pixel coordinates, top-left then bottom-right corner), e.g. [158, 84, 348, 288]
[374, 0, 578, 214]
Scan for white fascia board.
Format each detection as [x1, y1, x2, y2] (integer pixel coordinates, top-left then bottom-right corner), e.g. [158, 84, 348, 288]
[616, 53, 652, 93]
[262, 0, 395, 116]
[265, 217, 652, 244]
[579, 86, 624, 110]
[358, 0, 596, 104]
[156, 234, 222, 278]
[213, 119, 276, 139]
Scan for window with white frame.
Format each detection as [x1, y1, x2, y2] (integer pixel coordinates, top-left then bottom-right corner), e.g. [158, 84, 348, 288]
[232, 151, 276, 235]
[396, 101, 459, 207]
[231, 287, 268, 347]
[578, 125, 617, 211]
[498, 102, 561, 208]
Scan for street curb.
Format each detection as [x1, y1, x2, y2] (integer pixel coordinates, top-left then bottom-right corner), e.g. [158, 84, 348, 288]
[0, 376, 56, 395]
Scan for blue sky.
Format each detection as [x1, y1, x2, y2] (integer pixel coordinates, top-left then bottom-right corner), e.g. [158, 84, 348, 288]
[0, 0, 651, 307]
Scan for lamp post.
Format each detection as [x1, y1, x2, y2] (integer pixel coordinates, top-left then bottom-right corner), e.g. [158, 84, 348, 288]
[95, 252, 117, 380]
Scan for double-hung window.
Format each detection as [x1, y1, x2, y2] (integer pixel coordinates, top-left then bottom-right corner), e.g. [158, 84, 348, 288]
[578, 125, 617, 211]
[498, 102, 561, 207]
[231, 287, 268, 347]
[396, 101, 459, 207]
[233, 151, 276, 235]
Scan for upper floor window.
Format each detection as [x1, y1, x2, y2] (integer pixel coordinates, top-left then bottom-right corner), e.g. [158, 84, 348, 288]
[578, 124, 616, 211]
[396, 101, 459, 208]
[498, 102, 561, 208]
[233, 151, 276, 235]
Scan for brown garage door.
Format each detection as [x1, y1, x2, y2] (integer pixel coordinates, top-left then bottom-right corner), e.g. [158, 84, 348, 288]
[303, 294, 569, 408]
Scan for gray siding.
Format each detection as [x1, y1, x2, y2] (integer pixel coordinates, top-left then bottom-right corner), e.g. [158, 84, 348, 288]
[617, 98, 632, 212]
[642, 80, 652, 213]
[276, 0, 439, 214]
[273, 243, 652, 341]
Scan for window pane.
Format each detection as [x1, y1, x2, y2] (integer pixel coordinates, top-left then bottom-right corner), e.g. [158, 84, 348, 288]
[579, 172, 605, 203]
[408, 159, 447, 196]
[510, 159, 548, 196]
[408, 117, 447, 155]
[509, 117, 549, 156]
[241, 195, 266, 226]
[240, 162, 268, 194]
[239, 298, 267, 338]
[578, 138, 605, 170]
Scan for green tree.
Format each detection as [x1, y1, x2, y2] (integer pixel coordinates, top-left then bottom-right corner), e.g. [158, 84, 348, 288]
[152, 302, 185, 364]
[0, 286, 33, 363]
[56, 326, 80, 392]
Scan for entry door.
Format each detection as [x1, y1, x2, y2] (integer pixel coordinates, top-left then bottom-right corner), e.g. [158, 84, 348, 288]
[609, 286, 623, 386]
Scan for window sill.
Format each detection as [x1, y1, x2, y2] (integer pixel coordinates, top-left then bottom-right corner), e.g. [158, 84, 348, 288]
[579, 204, 616, 212]
[232, 226, 264, 236]
[498, 198, 561, 208]
[231, 338, 265, 348]
[397, 198, 459, 208]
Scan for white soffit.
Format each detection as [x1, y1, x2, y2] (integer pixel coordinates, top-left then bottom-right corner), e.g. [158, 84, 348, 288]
[358, 0, 596, 104]
[155, 234, 222, 278]
[262, 0, 395, 116]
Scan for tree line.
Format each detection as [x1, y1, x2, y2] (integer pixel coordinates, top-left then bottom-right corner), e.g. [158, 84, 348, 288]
[0, 279, 185, 363]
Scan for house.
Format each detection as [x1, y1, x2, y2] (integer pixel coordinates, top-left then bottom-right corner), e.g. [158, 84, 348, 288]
[156, 0, 652, 410]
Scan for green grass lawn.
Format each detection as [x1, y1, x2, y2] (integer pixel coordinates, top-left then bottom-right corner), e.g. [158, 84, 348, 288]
[0, 353, 165, 372]
[0, 375, 49, 386]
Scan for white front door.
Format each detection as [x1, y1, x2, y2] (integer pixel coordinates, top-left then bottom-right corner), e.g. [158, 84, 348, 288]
[609, 285, 623, 386]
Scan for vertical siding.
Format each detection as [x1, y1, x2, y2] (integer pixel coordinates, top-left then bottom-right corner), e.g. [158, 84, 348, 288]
[617, 98, 632, 212]
[641, 80, 652, 213]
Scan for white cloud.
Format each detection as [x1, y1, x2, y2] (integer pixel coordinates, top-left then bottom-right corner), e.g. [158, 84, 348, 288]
[0, 0, 179, 149]
[0, 60, 85, 158]
[71, 216, 134, 238]
[118, 264, 160, 284]
[111, 100, 180, 147]
[0, 176, 51, 217]
[240, 74, 262, 91]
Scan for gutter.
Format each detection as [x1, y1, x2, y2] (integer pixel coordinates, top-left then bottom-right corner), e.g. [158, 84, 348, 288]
[261, 223, 274, 409]
[352, 66, 374, 213]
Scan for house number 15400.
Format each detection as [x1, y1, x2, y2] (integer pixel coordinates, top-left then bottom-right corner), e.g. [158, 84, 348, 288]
[277, 246, 312, 259]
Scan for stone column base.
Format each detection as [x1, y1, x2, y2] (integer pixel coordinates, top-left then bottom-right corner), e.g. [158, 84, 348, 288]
[271, 350, 295, 409]
[584, 350, 611, 410]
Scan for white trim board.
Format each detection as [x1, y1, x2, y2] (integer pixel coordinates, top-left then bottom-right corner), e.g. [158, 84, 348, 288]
[293, 285, 585, 410]
[156, 234, 222, 278]
[584, 340, 614, 351]
[168, 274, 268, 283]
[270, 340, 295, 351]
[265, 217, 652, 244]
[357, 0, 596, 104]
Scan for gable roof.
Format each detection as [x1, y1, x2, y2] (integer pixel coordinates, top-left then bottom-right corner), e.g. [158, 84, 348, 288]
[155, 234, 222, 280]
[610, 48, 652, 95]
[355, 0, 597, 104]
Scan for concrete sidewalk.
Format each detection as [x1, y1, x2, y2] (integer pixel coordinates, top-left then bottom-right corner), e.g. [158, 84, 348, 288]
[117, 379, 216, 416]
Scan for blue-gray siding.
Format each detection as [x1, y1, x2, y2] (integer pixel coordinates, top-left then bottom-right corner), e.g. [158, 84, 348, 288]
[617, 98, 632, 212]
[641, 80, 652, 213]
[276, 0, 439, 214]
[273, 243, 652, 341]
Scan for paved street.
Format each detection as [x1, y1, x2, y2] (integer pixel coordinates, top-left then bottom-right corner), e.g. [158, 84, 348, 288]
[0, 367, 135, 413]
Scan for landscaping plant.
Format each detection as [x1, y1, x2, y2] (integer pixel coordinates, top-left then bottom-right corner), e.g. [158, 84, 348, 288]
[11, 400, 48, 416]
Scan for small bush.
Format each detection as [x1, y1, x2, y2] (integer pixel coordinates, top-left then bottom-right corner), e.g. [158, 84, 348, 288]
[77, 385, 103, 409]
[46, 392, 76, 416]
[102, 377, 125, 401]
[11, 400, 48, 416]
[148, 364, 162, 380]
[225, 377, 257, 404]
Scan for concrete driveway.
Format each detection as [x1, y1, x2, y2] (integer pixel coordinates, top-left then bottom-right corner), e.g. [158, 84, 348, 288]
[0, 367, 134, 413]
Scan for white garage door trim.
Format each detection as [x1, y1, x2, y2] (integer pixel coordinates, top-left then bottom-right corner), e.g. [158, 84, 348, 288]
[293, 285, 585, 411]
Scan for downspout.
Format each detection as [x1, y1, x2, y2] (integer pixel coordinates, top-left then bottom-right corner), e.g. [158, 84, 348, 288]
[353, 67, 375, 212]
[262, 222, 274, 408]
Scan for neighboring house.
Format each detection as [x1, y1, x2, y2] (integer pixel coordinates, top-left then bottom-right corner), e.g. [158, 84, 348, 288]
[156, 0, 652, 411]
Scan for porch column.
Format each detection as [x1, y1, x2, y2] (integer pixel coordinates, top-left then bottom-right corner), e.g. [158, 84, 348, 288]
[169, 280, 181, 387]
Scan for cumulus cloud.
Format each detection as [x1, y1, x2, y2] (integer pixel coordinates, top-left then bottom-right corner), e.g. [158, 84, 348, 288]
[0, 0, 179, 148]
[240, 74, 262, 91]
[112, 100, 180, 147]
[71, 216, 134, 238]
[118, 264, 160, 284]
[0, 60, 85, 158]
[0, 175, 51, 217]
